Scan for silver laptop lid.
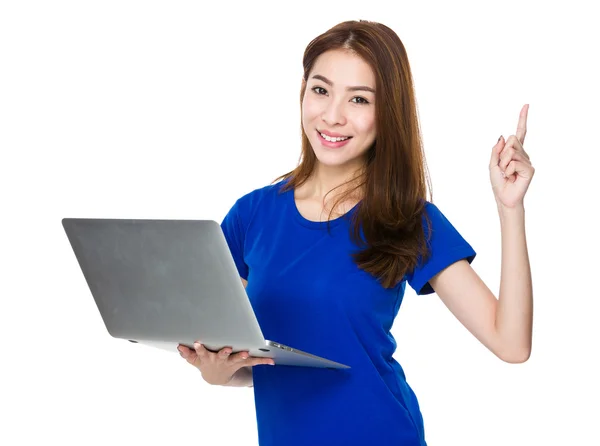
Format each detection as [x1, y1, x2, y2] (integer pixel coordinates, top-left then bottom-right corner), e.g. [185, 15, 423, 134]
[62, 218, 266, 351]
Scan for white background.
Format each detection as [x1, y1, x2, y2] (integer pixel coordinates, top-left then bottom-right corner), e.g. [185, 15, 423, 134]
[1, 1, 598, 445]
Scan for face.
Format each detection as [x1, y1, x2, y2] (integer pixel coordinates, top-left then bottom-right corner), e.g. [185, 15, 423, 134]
[302, 49, 377, 171]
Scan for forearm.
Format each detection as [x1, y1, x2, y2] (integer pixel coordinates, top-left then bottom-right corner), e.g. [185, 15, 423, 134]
[223, 366, 254, 387]
[495, 204, 533, 362]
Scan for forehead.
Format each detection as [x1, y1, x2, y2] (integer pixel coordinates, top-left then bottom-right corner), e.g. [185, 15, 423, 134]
[309, 50, 375, 87]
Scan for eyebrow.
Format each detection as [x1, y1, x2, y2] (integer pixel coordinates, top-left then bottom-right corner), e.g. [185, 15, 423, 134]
[311, 74, 375, 94]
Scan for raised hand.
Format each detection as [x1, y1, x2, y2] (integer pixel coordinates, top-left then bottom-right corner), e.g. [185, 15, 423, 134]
[489, 104, 535, 209]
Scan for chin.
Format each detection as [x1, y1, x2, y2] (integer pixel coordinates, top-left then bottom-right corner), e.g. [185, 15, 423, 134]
[313, 152, 358, 168]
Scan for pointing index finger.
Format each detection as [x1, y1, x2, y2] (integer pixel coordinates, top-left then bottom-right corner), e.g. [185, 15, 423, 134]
[516, 104, 529, 144]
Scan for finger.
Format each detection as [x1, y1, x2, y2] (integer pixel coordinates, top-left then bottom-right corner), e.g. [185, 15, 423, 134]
[177, 344, 190, 356]
[515, 104, 529, 145]
[489, 135, 505, 170]
[498, 136, 526, 169]
[193, 342, 210, 360]
[504, 160, 521, 183]
[217, 347, 232, 360]
[229, 351, 251, 364]
[247, 357, 276, 367]
[505, 159, 534, 182]
[178, 345, 199, 365]
[501, 135, 529, 161]
[499, 149, 529, 173]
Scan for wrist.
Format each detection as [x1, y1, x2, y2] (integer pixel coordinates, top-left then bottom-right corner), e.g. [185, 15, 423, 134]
[223, 366, 253, 388]
[496, 202, 525, 221]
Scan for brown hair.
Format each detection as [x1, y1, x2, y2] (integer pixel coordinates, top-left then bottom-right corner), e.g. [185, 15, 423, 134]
[273, 20, 432, 289]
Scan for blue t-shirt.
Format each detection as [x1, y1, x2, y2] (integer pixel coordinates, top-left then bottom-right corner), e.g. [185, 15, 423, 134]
[220, 180, 476, 446]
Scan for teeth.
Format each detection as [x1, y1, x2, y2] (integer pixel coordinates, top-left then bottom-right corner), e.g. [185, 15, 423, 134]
[320, 132, 349, 142]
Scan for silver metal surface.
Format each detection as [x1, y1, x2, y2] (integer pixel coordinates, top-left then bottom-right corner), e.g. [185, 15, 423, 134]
[62, 218, 350, 369]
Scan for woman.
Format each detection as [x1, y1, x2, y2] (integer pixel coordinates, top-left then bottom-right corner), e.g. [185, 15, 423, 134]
[178, 19, 534, 446]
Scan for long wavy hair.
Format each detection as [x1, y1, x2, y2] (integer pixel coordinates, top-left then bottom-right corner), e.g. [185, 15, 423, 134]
[273, 20, 433, 289]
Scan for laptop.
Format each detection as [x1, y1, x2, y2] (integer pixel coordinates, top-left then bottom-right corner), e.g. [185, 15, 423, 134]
[62, 218, 350, 369]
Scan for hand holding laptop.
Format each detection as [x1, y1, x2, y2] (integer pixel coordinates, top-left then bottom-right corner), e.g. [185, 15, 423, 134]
[62, 218, 349, 370]
[178, 342, 274, 386]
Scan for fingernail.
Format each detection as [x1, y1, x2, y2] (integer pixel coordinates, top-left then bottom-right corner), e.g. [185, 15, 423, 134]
[497, 135, 502, 142]
[193, 342, 200, 349]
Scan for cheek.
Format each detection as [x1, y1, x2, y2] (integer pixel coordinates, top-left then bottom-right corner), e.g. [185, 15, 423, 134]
[302, 104, 322, 139]
[302, 96, 320, 123]
[353, 113, 376, 137]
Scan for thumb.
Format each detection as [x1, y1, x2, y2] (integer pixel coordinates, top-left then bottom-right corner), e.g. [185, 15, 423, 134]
[489, 135, 504, 169]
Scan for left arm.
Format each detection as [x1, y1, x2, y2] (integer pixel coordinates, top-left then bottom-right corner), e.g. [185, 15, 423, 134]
[429, 104, 534, 364]
[429, 205, 532, 363]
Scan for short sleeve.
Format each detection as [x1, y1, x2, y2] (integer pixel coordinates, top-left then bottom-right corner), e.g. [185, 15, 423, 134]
[406, 202, 476, 295]
[220, 199, 249, 280]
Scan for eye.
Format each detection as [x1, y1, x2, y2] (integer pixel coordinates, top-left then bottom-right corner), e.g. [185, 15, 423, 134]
[310, 86, 370, 105]
[311, 86, 327, 95]
[351, 97, 369, 105]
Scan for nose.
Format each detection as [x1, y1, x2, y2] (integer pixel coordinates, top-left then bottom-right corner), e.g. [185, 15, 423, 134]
[321, 99, 347, 127]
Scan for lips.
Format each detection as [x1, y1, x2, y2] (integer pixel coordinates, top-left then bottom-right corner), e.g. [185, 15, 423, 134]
[316, 130, 353, 148]
[318, 129, 352, 139]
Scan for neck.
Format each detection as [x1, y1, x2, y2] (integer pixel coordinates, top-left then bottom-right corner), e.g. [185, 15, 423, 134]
[304, 160, 365, 203]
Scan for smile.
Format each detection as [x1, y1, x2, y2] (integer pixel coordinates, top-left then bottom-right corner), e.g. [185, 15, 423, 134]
[317, 130, 353, 148]
[319, 132, 351, 142]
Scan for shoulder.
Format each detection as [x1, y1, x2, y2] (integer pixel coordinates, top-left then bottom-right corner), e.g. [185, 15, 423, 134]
[407, 200, 476, 293]
[235, 179, 287, 207]
[220, 179, 287, 246]
[418, 201, 474, 251]
[420, 201, 459, 236]
[421, 200, 444, 219]
[230, 179, 288, 220]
